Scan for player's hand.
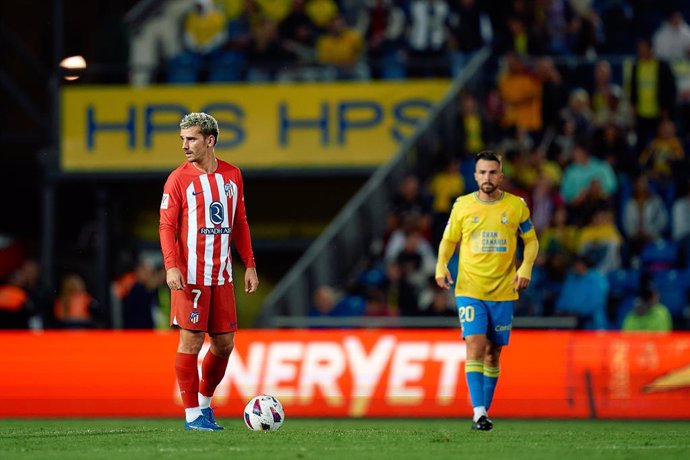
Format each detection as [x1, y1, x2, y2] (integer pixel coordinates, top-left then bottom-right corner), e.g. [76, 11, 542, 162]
[435, 271, 454, 290]
[513, 273, 530, 291]
[245, 267, 259, 294]
[166, 267, 186, 290]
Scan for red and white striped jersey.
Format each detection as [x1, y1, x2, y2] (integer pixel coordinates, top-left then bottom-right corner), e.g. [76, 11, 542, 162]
[159, 160, 255, 286]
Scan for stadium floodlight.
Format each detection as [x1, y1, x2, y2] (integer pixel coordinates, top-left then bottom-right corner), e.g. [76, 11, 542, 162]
[59, 55, 87, 81]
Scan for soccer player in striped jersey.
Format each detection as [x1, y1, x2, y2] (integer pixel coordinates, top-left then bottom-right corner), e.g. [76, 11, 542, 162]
[159, 112, 259, 431]
[435, 151, 539, 431]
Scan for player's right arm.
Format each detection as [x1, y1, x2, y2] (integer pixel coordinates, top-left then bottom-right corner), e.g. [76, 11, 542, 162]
[435, 239, 457, 289]
[435, 201, 462, 290]
[159, 173, 185, 290]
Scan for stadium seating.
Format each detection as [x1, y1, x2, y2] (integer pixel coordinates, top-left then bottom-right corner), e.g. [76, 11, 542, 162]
[613, 295, 637, 329]
[460, 157, 479, 193]
[640, 239, 678, 272]
[607, 267, 641, 299]
[651, 269, 689, 318]
[207, 51, 245, 83]
[166, 52, 202, 84]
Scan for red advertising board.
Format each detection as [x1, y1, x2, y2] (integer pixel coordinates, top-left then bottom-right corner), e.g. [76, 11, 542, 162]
[0, 330, 688, 419]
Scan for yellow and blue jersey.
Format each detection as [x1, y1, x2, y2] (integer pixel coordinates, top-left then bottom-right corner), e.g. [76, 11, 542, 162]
[440, 191, 537, 301]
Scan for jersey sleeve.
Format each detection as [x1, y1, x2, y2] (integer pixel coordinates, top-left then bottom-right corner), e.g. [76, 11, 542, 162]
[517, 198, 539, 279]
[517, 199, 536, 238]
[435, 200, 462, 279]
[441, 199, 463, 243]
[159, 173, 181, 271]
[231, 170, 256, 269]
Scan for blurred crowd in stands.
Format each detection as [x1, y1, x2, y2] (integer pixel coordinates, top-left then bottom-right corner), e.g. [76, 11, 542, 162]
[3, 0, 690, 331]
[0, 246, 171, 330]
[307, 0, 690, 331]
[137, 0, 670, 84]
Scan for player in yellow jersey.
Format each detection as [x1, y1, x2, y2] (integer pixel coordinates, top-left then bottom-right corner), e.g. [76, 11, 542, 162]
[435, 151, 539, 431]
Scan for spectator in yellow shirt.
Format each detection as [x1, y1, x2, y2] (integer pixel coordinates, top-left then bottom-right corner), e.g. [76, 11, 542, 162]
[428, 157, 464, 247]
[306, 0, 338, 29]
[639, 119, 685, 181]
[458, 94, 488, 155]
[576, 206, 622, 274]
[183, 0, 229, 56]
[256, 0, 292, 22]
[639, 119, 685, 206]
[497, 51, 543, 135]
[514, 147, 562, 190]
[316, 15, 365, 79]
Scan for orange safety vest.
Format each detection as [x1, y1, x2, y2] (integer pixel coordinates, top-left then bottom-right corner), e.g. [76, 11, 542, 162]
[113, 272, 137, 299]
[54, 292, 93, 321]
[0, 285, 27, 312]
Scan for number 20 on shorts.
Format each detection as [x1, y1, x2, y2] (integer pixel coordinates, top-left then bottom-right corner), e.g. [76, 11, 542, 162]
[458, 305, 475, 323]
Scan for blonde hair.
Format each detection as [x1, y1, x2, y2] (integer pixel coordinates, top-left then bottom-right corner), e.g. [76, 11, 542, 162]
[180, 112, 219, 144]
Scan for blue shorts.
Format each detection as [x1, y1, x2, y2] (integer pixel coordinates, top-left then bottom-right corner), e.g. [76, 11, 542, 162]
[455, 296, 514, 346]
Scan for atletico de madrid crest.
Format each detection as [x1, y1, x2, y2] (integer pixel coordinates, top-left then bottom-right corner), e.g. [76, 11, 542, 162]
[224, 181, 235, 198]
[190, 311, 199, 324]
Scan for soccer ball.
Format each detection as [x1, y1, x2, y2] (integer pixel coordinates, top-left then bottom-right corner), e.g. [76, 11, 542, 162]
[243, 394, 285, 431]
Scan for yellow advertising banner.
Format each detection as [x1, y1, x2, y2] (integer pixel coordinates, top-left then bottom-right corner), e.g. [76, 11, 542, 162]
[60, 81, 451, 172]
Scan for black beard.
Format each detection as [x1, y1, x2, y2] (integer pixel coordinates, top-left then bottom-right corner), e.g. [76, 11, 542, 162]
[481, 183, 497, 194]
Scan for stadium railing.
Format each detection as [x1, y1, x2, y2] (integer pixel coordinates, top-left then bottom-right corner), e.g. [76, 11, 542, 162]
[267, 315, 579, 329]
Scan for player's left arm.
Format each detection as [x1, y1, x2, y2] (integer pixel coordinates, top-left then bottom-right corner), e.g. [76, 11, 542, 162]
[231, 172, 258, 293]
[514, 203, 539, 291]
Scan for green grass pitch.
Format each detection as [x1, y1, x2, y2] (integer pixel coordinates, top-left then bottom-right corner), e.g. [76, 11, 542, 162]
[1, 418, 689, 460]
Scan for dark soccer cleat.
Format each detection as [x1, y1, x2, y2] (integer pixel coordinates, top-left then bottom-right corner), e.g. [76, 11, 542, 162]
[471, 415, 493, 431]
[201, 407, 224, 430]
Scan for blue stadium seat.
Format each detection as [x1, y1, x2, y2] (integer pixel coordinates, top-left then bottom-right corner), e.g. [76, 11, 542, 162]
[648, 180, 676, 214]
[380, 52, 406, 80]
[166, 51, 201, 84]
[683, 266, 690, 285]
[652, 269, 689, 318]
[357, 266, 387, 287]
[208, 51, 245, 83]
[614, 295, 637, 330]
[460, 157, 478, 193]
[641, 239, 678, 272]
[607, 268, 641, 298]
[334, 295, 366, 316]
[615, 174, 632, 231]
